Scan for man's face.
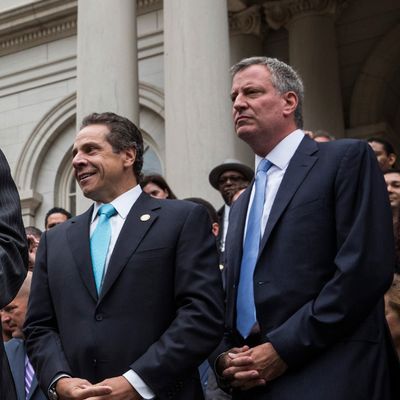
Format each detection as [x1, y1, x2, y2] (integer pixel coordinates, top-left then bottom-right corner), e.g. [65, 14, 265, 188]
[369, 141, 396, 171]
[1, 296, 28, 338]
[384, 172, 400, 209]
[72, 124, 136, 203]
[218, 170, 249, 205]
[46, 213, 68, 230]
[230, 65, 289, 145]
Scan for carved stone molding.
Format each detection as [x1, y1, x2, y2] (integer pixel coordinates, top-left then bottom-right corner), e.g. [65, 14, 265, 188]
[229, 5, 263, 37]
[20, 189, 43, 225]
[137, 0, 163, 14]
[0, 0, 162, 56]
[0, 0, 77, 56]
[263, 0, 348, 30]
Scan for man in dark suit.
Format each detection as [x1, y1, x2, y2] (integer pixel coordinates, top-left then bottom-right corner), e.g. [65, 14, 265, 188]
[209, 159, 253, 255]
[24, 112, 224, 400]
[0, 149, 28, 400]
[4, 272, 46, 400]
[214, 57, 400, 399]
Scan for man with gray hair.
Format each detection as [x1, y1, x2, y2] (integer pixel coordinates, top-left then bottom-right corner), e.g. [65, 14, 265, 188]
[213, 56, 399, 399]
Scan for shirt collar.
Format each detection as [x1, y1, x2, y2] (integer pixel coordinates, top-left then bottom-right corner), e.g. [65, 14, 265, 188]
[255, 129, 304, 170]
[91, 185, 142, 223]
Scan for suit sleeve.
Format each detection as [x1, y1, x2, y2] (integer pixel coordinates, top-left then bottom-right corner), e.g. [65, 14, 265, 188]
[267, 141, 395, 367]
[130, 204, 225, 397]
[24, 232, 72, 389]
[0, 149, 28, 308]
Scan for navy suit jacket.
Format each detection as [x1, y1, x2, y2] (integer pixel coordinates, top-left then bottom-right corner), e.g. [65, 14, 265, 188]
[0, 149, 28, 400]
[5, 339, 46, 400]
[216, 137, 400, 399]
[24, 194, 224, 400]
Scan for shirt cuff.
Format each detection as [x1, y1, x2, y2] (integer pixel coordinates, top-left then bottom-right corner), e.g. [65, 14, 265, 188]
[48, 373, 71, 395]
[123, 369, 155, 399]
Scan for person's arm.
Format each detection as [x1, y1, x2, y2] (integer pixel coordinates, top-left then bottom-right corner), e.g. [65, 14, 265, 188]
[130, 204, 225, 398]
[0, 149, 28, 308]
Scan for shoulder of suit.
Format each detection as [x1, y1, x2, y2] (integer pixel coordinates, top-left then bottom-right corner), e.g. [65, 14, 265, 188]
[315, 138, 370, 154]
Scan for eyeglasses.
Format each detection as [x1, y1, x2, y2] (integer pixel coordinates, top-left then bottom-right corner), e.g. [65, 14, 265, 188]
[218, 175, 246, 185]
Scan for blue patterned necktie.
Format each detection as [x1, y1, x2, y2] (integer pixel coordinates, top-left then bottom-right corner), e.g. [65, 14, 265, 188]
[236, 159, 273, 338]
[90, 204, 117, 293]
[25, 355, 34, 399]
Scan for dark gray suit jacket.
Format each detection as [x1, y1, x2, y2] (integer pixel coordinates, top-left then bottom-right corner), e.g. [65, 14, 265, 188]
[0, 149, 28, 400]
[215, 137, 400, 399]
[5, 339, 46, 400]
[25, 194, 224, 400]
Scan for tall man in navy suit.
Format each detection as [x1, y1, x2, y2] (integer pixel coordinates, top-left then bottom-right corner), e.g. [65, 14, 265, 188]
[214, 57, 400, 399]
[24, 112, 224, 400]
[4, 272, 46, 400]
[0, 149, 28, 400]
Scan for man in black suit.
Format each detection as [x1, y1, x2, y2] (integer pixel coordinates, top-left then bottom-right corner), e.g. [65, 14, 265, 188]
[4, 272, 46, 400]
[0, 149, 28, 400]
[0, 151, 28, 400]
[209, 159, 253, 254]
[24, 112, 224, 400]
[214, 57, 400, 399]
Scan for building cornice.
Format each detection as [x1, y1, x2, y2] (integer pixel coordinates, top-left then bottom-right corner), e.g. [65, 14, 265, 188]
[0, 0, 163, 56]
[263, 0, 348, 30]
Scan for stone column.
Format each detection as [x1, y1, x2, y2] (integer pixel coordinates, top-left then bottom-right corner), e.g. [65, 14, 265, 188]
[76, 0, 139, 213]
[164, 0, 237, 205]
[229, 4, 264, 166]
[264, 0, 346, 137]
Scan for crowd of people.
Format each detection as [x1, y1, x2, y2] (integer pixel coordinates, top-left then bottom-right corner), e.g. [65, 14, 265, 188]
[0, 56, 399, 400]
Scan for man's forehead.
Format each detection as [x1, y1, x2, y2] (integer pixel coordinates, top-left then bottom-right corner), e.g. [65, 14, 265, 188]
[385, 172, 400, 181]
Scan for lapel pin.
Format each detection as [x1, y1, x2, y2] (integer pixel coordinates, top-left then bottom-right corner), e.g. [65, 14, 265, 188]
[140, 214, 151, 221]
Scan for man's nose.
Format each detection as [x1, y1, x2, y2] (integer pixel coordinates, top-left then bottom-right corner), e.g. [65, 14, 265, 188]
[233, 93, 247, 111]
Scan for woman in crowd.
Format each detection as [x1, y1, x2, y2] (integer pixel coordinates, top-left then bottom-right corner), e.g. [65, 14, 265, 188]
[141, 174, 177, 199]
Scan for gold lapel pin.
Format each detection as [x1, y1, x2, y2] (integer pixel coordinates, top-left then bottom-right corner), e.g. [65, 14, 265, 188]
[140, 214, 151, 221]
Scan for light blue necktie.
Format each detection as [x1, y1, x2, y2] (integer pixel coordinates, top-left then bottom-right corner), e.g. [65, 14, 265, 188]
[90, 204, 117, 293]
[236, 159, 273, 338]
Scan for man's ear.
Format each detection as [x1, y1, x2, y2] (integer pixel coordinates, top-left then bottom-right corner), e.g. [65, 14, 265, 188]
[123, 147, 136, 168]
[282, 91, 298, 118]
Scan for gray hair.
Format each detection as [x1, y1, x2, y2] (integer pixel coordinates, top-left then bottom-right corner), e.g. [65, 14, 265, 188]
[230, 57, 304, 129]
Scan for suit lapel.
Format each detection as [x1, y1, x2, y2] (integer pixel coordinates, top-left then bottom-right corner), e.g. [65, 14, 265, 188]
[258, 136, 318, 256]
[99, 193, 160, 301]
[226, 186, 252, 327]
[9, 340, 26, 400]
[67, 207, 98, 302]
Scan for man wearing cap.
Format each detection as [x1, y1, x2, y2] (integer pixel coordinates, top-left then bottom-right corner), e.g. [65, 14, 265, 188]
[209, 159, 253, 254]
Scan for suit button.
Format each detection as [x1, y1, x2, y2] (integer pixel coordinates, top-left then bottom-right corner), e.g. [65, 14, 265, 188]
[95, 314, 103, 321]
[93, 359, 97, 365]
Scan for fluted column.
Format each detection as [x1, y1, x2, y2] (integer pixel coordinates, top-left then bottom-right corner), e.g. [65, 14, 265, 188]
[164, 0, 237, 205]
[229, 5, 264, 166]
[264, 0, 346, 136]
[76, 0, 139, 213]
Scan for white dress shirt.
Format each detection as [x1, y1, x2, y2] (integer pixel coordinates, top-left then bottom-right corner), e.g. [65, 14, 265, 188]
[245, 129, 305, 236]
[90, 184, 155, 399]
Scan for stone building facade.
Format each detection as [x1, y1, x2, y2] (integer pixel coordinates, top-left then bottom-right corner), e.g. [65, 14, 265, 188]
[0, 0, 399, 228]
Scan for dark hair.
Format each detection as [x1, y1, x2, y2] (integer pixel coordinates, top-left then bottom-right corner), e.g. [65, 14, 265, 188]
[313, 130, 336, 141]
[81, 112, 144, 182]
[25, 226, 42, 240]
[230, 56, 304, 129]
[141, 174, 177, 199]
[184, 197, 219, 224]
[383, 168, 400, 176]
[367, 137, 396, 156]
[44, 207, 72, 228]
